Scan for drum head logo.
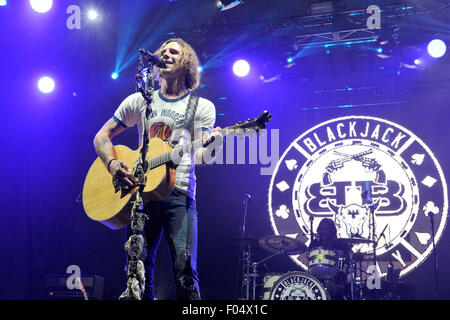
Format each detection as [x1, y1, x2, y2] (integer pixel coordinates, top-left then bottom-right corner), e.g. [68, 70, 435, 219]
[270, 272, 328, 300]
[268, 116, 448, 278]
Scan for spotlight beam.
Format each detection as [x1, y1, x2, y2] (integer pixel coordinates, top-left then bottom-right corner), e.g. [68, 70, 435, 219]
[427, 39, 446, 58]
[233, 60, 250, 77]
[38, 76, 55, 94]
[30, 0, 53, 13]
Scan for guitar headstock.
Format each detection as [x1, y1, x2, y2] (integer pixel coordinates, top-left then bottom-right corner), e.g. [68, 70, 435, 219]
[228, 111, 273, 136]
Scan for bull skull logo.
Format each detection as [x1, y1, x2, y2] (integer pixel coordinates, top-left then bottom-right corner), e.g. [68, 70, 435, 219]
[327, 199, 379, 239]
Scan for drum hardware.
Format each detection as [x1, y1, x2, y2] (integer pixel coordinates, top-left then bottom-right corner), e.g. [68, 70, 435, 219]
[248, 251, 281, 300]
[238, 234, 307, 300]
[345, 238, 374, 300]
[361, 189, 379, 299]
[348, 248, 356, 300]
[236, 193, 252, 300]
[307, 236, 378, 300]
[258, 235, 307, 255]
[331, 237, 375, 246]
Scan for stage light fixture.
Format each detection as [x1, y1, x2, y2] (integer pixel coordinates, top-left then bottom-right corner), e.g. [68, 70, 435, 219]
[197, 66, 204, 73]
[427, 39, 446, 58]
[216, 0, 243, 12]
[30, 0, 53, 13]
[287, 57, 294, 63]
[0, 0, 7, 7]
[111, 72, 119, 80]
[377, 48, 383, 53]
[37, 76, 55, 93]
[87, 9, 99, 20]
[233, 60, 250, 77]
[310, 1, 334, 15]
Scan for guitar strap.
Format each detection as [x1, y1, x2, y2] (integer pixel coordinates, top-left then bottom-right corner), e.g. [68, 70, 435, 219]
[182, 94, 199, 135]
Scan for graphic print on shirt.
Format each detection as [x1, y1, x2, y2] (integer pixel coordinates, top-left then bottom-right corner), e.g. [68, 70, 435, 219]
[150, 122, 172, 141]
[148, 109, 185, 141]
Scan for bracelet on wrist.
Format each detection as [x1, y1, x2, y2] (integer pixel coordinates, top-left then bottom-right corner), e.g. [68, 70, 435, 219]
[107, 158, 117, 172]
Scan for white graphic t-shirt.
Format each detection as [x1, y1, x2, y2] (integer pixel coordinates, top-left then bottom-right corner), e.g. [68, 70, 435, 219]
[113, 89, 216, 199]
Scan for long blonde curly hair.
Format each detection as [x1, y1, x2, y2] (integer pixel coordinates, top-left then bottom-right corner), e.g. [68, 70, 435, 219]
[154, 38, 201, 91]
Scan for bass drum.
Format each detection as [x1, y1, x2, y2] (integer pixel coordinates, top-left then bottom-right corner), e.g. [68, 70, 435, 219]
[262, 271, 329, 300]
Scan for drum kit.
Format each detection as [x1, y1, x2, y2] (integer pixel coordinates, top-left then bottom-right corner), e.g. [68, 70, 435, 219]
[238, 234, 378, 300]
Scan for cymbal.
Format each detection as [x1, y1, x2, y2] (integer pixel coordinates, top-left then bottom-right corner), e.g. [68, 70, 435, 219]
[353, 252, 374, 262]
[332, 237, 375, 246]
[258, 235, 307, 255]
[229, 236, 261, 249]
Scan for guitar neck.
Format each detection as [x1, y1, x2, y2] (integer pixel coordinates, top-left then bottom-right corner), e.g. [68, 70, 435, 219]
[190, 127, 231, 150]
[146, 127, 233, 170]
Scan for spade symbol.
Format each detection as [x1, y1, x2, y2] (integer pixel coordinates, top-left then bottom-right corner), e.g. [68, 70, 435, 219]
[411, 154, 425, 165]
[285, 159, 298, 171]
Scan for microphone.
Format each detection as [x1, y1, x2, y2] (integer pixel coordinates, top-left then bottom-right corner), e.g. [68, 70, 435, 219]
[139, 49, 167, 68]
[244, 193, 252, 203]
[377, 223, 389, 244]
[427, 211, 435, 227]
[361, 189, 378, 208]
[361, 189, 370, 202]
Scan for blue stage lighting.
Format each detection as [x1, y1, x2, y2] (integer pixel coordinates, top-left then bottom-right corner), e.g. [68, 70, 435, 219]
[427, 39, 446, 58]
[233, 60, 250, 77]
[88, 9, 99, 20]
[197, 66, 204, 73]
[30, 0, 53, 13]
[377, 48, 383, 53]
[0, 0, 7, 7]
[111, 72, 119, 80]
[37, 76, 55, 93]
[287, 57, 294, 63]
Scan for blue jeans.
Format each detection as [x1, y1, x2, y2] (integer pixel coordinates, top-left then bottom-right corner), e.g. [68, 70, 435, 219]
[135, 189, 201, 300]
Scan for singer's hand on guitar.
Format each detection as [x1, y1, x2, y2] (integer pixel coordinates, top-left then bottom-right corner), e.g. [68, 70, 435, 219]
[108, 159, 137, 190]
[203, 127, 223, 147]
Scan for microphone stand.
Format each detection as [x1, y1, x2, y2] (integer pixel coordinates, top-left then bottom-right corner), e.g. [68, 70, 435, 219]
[369, 202, 377, 283]
[428, 212, 440, 299]
[362, 189, 378, 299]
[119, 50, 155, 300]
[237, 194, 251, 300]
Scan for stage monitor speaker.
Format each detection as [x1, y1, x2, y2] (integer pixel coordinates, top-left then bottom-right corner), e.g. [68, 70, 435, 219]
[43, 274, 104, 300]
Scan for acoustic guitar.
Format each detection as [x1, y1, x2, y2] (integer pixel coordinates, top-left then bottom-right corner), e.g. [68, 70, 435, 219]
[82, 111, 272, 229]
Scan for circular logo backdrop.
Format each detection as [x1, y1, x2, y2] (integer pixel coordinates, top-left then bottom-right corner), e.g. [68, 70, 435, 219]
[268, 116, 448, 278]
